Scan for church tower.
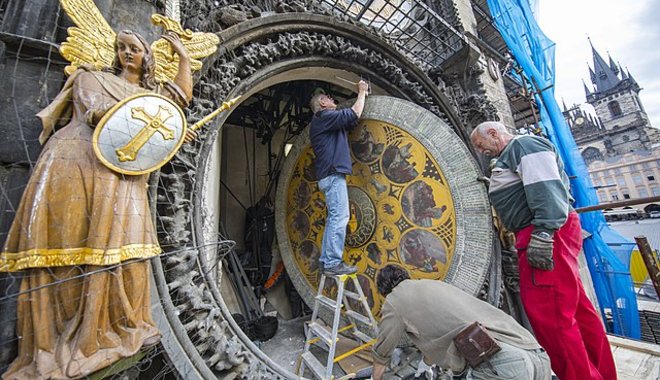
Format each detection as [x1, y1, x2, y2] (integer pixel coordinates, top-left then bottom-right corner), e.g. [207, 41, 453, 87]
[573, 40, 659, 159]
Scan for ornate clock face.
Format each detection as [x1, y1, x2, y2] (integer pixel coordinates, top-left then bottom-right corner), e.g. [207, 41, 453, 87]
[284, 119, 456, 315]
[575, 116, 585, 125]
[277, 96, 494, 321]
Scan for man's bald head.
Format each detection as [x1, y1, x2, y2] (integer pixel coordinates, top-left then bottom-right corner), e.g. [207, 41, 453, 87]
[310, 93, 337, 114]
[470, 121, 514, 157]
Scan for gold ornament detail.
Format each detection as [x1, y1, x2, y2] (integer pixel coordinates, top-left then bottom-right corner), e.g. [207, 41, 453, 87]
[115, 105, 175, 162]
[285, 119, 457, 316]
[58, 0, 219, 83]
[59, 0, 116, 75]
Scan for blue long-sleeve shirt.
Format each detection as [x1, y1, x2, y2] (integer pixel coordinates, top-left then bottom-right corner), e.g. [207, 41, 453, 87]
[309, 108, 358, 180]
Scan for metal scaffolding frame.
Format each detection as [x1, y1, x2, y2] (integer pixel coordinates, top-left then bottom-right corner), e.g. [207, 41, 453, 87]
[320, 0, 466, 67]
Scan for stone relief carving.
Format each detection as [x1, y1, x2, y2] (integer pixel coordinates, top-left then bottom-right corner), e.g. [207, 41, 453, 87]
[432, 61, 499, 130]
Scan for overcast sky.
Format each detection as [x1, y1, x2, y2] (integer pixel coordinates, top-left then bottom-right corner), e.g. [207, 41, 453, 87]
[537, 0, 660, 128]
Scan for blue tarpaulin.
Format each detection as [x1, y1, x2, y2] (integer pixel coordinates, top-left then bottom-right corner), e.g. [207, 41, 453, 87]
[485, 0, 640, 338]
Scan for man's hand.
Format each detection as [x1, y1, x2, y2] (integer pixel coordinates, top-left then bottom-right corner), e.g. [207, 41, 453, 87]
[527, 230, 554, 270]
[357, 80, 369, 94]
[352, 80, 369, 117]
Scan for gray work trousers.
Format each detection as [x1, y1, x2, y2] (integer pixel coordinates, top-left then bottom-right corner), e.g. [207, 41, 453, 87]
[465, 341, 552, 380]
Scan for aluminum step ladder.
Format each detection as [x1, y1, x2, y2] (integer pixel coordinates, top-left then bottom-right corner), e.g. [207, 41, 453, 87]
[298, 273, 378, 380]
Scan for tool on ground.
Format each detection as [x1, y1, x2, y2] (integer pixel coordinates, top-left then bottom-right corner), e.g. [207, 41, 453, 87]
[224, 242, 278, 341]
[298, 273, 378, 380]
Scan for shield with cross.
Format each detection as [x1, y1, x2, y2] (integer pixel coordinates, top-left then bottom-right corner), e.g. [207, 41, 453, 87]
[93, 93, 188, 175]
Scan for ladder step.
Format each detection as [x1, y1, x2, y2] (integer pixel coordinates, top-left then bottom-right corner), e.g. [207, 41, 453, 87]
[344, 290, 362, 300]
[345, 310, 372, 326]
[309, 322, 335, 346]
[316, 295, 337, 309]
[353, 329, 374, 344]
[301, 351, 327, 380]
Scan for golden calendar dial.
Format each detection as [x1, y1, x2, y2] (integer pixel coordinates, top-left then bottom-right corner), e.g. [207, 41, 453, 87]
[276, 96, 493, 319]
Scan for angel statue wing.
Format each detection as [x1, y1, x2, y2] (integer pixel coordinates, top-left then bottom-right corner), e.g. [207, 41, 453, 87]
[150, 14, 220, 84]
[58, 0, 116, 76]
[57, 0, 219, 81]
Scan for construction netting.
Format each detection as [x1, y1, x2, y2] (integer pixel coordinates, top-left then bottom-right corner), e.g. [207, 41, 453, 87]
[486, 0, 640, 338]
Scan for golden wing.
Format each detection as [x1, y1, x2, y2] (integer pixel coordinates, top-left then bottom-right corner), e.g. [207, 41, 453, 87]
[58, 0, 116, 75]
[152, 31, 220, 84]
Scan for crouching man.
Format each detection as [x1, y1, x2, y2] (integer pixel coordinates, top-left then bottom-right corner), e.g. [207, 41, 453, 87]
[371, 265, 551, 380]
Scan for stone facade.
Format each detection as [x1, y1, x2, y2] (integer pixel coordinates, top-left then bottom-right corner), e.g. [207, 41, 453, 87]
[588, 147, 660, 212]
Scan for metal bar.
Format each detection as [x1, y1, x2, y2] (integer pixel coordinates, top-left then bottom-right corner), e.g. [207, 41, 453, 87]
[333, 339, 376, 363]
[413, 0, 466, 40]
[575, 196, 660, 213]
[306, 324, 355, 345]
[374, 0, 412, 34]
[326, 276, 346, 379]
[355, 0, 377, 20]
[634, 236, 660, 299]
[320, 0, 466, 67]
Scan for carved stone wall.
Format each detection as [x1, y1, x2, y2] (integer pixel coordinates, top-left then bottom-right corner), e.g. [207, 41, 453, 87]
[153, 4, 488, 378]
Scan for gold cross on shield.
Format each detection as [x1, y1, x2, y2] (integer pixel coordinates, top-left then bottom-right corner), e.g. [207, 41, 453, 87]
[115, 105, 175, 162]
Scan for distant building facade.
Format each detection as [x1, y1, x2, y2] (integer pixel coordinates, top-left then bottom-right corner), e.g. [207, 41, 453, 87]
[563, 43, 660, 165]
[563, 43, 660, 214]
[588, 147, 660, 214]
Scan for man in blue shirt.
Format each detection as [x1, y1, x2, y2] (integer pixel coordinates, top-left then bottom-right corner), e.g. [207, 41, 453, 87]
[309, 80, 368, 275]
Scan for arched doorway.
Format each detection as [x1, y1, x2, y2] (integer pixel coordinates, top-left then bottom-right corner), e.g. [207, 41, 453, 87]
[150, 13, 495, 380]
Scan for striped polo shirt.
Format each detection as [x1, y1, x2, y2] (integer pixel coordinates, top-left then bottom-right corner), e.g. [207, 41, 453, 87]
[489, 135, 571, 232]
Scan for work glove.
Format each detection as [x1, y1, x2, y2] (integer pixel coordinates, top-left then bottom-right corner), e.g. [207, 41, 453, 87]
[527, 229, 555, 271]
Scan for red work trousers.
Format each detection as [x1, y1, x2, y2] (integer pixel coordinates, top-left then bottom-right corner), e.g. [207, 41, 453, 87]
[515, 212, 617, 380]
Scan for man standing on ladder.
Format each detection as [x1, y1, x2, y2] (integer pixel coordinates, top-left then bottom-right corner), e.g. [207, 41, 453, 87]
[470, 121, 617, 380]
[309, 80, 369, 275]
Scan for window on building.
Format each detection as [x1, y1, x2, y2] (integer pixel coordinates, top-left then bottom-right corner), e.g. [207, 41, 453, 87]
[612, 193, 620, 201]
[632, 174, 643, 185]
[642, 161, 650, 170]
[652, 187, 660, 197]
[614, 167, 622, 175]
[617, 176, 626, 186]
[638, 188, 649, 198]
[608, 101, 622, 117]
[648, 175, 656, 181]
[598, 191, 606, 201]
[623, 193, 630, 199]
[606, 177, 615, 186]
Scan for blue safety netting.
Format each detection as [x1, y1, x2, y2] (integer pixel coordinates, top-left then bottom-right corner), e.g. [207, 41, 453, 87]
[486, 0, 640, 338]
